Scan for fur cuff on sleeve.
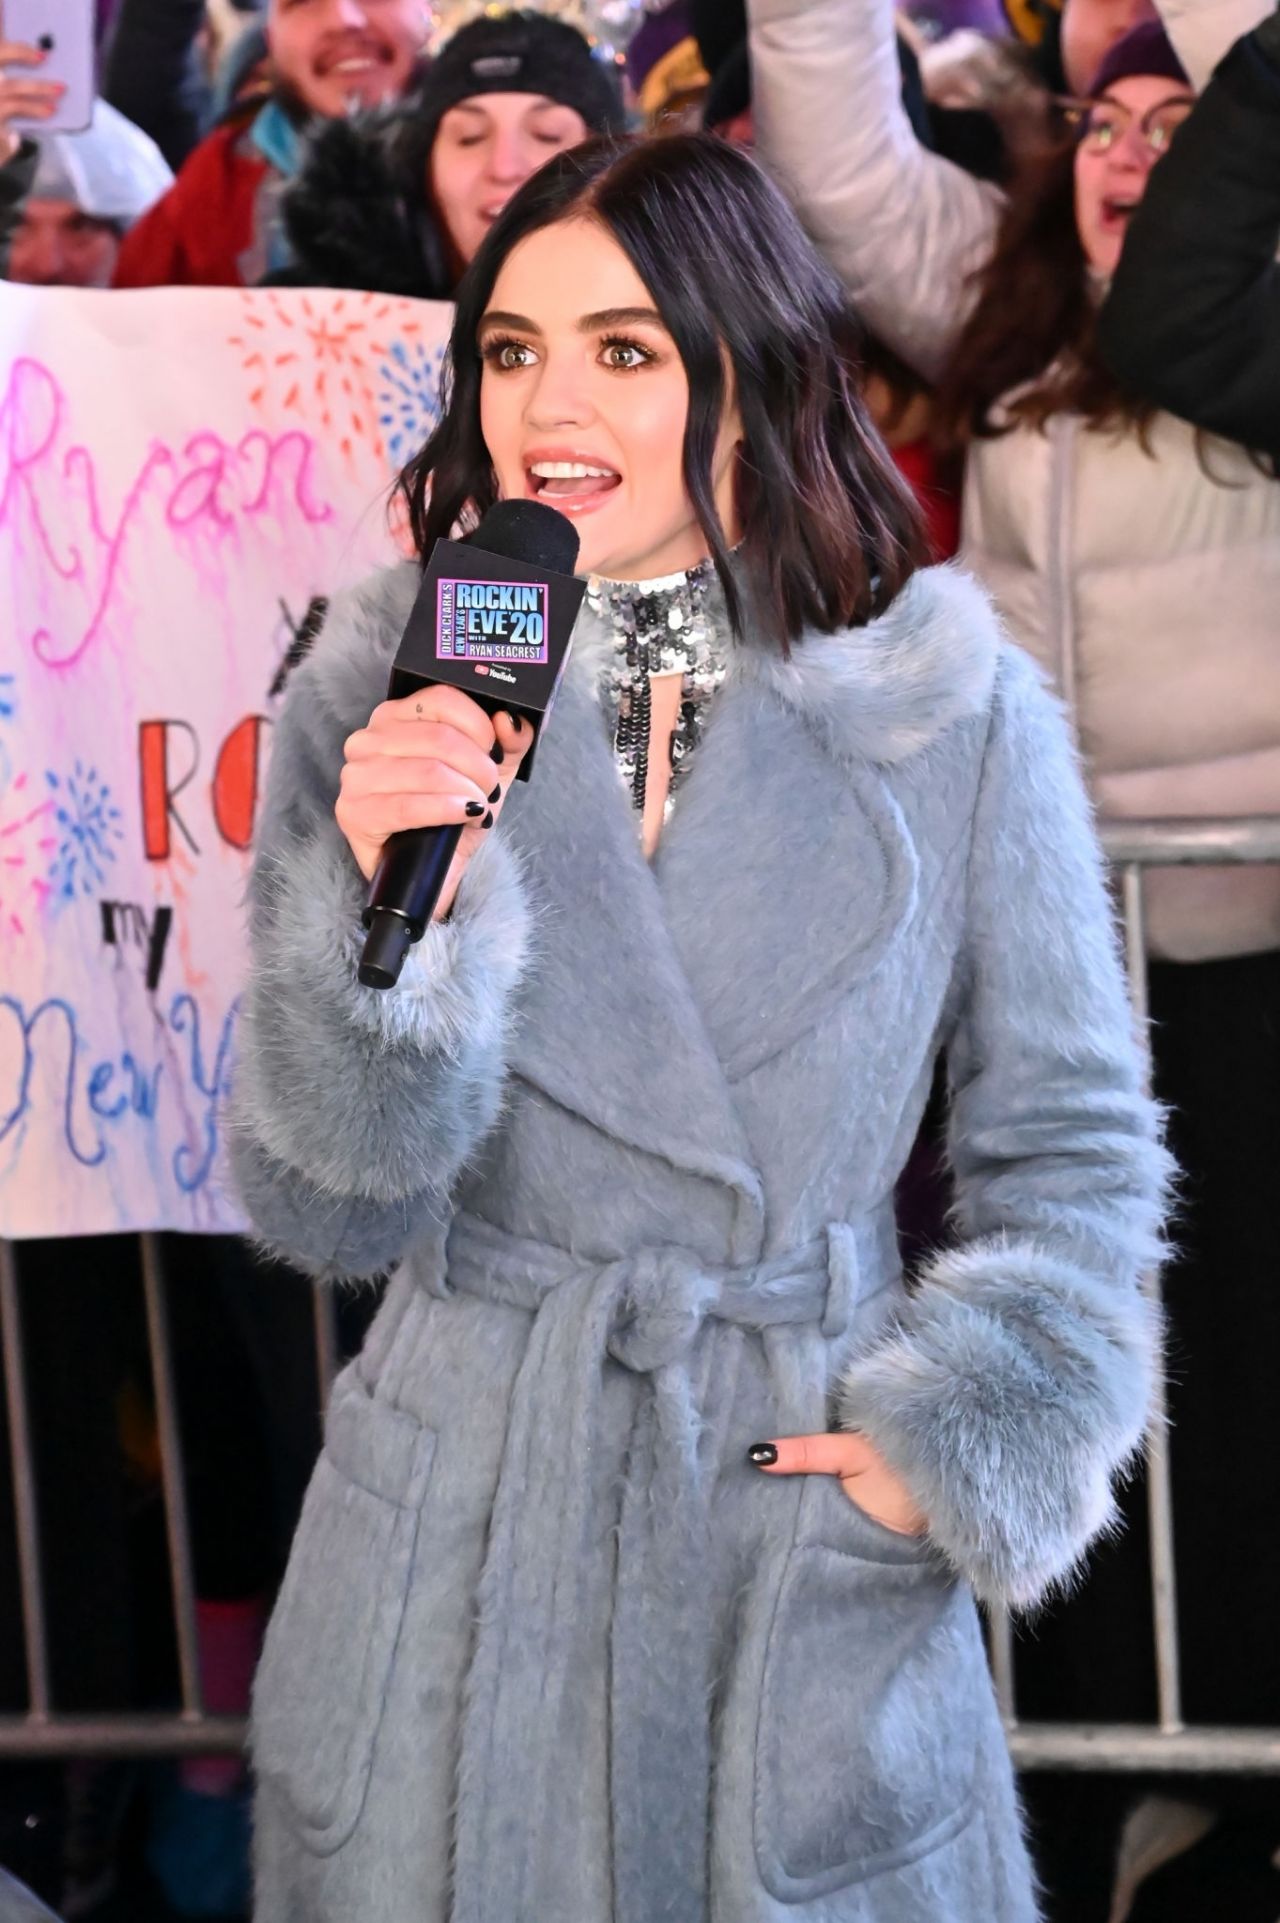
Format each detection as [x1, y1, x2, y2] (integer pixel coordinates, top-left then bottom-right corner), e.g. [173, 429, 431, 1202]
[834, 1239, 1161, 1608]
[259, 824, 533, 1056]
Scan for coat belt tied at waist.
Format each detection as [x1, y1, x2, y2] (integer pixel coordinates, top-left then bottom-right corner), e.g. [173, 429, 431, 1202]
[440, 1209, 891, 1923]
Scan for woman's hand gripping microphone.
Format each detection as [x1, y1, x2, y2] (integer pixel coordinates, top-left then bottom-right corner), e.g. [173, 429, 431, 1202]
[338, 690, 531, 922]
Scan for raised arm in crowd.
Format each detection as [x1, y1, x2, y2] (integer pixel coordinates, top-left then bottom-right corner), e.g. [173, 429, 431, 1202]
[746, 0, 1262, 380]
[99, 0, 212, 171]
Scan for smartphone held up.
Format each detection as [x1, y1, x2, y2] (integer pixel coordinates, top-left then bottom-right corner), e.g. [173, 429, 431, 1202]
[1, 0, 95, 138]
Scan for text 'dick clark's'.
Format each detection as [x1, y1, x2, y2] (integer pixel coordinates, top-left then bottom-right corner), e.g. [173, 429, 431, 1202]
[436, 579, 550, 662]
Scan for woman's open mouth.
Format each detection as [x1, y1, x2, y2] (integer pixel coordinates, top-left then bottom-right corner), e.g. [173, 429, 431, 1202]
[525, 460, 623, 515]
[1101, 195, 1139, 231]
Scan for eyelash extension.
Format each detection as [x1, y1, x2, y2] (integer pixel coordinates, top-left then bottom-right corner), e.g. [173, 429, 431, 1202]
[599, 334, 657, 366]
[477, 333, 659, 368]
[478, 334, 532, 366]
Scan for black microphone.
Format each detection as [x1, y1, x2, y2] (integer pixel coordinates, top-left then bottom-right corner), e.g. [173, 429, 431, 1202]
[358, 500, 585, 990]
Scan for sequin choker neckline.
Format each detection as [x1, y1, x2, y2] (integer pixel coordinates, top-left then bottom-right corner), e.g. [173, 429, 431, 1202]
[584, 558, 730, 818]
[586, 556, 719, 599]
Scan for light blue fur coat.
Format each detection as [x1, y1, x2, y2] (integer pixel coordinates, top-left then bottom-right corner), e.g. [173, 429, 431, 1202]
[231, 559, 1170, 1923]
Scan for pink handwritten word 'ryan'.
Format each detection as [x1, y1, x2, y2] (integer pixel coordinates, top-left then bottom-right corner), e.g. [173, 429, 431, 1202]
[0, 356, 333, 673]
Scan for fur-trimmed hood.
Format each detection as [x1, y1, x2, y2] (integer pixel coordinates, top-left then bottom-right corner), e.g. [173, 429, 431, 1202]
[276, 112, 450, 298]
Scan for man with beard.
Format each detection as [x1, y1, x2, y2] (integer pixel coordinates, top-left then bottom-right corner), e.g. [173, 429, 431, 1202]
[113, 0, 429, 286]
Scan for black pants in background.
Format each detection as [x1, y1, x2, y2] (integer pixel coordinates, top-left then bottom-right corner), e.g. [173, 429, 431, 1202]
[1019, 947, 1280, 1918]
[0, 1235, 328, 1714]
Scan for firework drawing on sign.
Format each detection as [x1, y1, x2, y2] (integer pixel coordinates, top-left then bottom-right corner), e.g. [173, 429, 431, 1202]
[0, 680, 56, 938]
[45, 761, 125, 904]
[228, 289, 435, 465]
[377, 337, 447, 465]
[0, 773, 56, 937]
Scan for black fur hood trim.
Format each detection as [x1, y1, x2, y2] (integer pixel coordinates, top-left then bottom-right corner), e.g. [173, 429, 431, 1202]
[279, 110, 451, 300]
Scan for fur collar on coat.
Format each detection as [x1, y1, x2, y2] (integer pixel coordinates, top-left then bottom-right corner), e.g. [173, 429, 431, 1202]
[304, 558, 1005, 772]
[235, 547, 1170, 1639]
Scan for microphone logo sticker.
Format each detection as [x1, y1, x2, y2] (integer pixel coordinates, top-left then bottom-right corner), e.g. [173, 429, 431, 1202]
[437, 578, 549, 667]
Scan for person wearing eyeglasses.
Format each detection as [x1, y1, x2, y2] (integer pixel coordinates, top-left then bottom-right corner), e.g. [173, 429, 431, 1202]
[1059, 64, 1195, 268]
[935, 28, 1280, 1029]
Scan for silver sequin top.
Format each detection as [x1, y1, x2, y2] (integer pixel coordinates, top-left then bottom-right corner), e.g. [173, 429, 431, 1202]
[584, 558, 730, 820]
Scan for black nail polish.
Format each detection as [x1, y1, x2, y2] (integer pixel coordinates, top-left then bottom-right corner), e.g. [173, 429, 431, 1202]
[482, 810, 494, 829]
[747, 1442, 778, 1467]
[489, 740, 505, 765]
[465, 801, 485, 817]
[488, 784, 501, 803]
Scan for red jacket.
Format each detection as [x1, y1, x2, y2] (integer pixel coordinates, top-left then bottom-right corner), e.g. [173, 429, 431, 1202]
[113, 112, 275, 289]
[891, 438, 961, 563]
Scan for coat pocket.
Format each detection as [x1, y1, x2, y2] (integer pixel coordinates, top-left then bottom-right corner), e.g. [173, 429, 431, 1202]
[753, 1473, 987, 1903]
[251, 1372, 438, 1855]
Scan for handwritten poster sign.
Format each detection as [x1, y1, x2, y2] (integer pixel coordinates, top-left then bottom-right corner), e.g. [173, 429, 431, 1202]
[0, 284, 453, 1238]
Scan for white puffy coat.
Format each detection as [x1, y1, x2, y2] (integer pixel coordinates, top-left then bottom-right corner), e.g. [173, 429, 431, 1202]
[963, 410, 1280, 959]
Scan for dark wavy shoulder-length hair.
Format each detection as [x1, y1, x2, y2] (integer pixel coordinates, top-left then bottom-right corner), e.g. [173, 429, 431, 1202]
[396, 133, 926, 647]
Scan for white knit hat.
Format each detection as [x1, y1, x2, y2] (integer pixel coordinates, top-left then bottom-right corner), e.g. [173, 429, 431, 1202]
[29, 97, 173, 227]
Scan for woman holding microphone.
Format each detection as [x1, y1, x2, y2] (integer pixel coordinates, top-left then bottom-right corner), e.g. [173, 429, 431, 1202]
[231, 133, 1168, 1922]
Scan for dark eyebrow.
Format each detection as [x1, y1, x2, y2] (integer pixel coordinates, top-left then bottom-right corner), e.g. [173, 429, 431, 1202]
[478, 306, 668, 338]
[579, 307, 668, 333]
[479, 310, 543, 336]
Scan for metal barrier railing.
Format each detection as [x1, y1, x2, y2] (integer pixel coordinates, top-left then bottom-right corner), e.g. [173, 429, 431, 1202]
[0, 815, 1277, 1770]
[998, 814, 1280, 1774]
[0, 1236, 340, 1757]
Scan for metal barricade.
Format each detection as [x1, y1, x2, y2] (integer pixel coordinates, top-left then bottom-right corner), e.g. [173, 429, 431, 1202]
[995, 814, 1280, 1775]
[0, 817, 1278, 1773]
[0, 1235, 341, 1757]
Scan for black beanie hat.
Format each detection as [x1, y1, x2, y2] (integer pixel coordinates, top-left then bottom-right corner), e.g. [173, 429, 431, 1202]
[418, 11, 627, 148]
[1087, 19, 1189, 96]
